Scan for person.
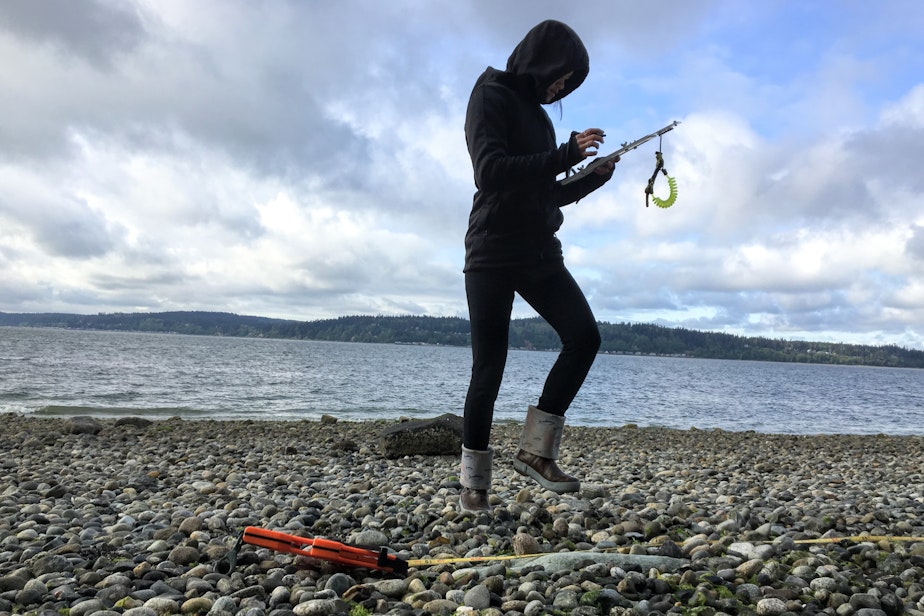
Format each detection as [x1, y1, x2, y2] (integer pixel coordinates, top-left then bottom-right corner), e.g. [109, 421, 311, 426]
[460, 19, 618, 512]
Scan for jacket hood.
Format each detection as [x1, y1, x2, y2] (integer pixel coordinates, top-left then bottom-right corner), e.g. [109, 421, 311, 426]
[505, 20, 589, 104]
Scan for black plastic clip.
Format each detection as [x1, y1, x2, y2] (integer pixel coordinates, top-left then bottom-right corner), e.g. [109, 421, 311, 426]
[216, 532, 244, 574]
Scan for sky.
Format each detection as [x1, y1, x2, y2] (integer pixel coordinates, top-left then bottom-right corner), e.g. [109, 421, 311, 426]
[1, 1, 923, 349]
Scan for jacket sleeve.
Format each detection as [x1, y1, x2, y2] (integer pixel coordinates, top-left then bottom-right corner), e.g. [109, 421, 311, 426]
[551, 161, 613, 208]
[465, 84, 582, 191]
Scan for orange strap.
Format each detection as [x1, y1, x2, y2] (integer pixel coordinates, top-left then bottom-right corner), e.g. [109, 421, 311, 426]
[241, 526, 408, 574]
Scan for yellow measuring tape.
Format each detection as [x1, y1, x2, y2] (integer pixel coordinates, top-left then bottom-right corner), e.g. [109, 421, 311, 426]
[789, 535, 921, 544]
[405, 535, 923, 568]
[408, 553, 533, 567]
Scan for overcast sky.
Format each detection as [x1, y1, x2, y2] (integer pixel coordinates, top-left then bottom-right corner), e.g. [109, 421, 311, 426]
[1, 1, 923, 349]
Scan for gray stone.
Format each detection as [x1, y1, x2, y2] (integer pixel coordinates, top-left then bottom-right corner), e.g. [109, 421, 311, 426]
[524, 599, 547, 616]
[96, 583, 132, 604]
[144, 596, 180, 615]
[324, 572, 354, 596]
[513, 532, 540, 556]
[115, 416, 153, 428]
[830, 592, 850, 608]
[582, 484, 607, 500]
[499, 551, 688, 574]
[378, 413, 463, 458]
[49, 583, 79, 602]
[350, 529, 389, 548]
[837, 604, 855, 616]
[737, 583, 762, 602]
[657, 540, 684, 559]
[178, 515, 203, 535]
[43, 483, 68, 498]
[423, 598, 459, 614]
[293, 598, 349, 615]
[729, 542, 760, 560]
[67, 415, 103, 435]
[446, 589, 466, 604]
[372, 578, 407, 598]
[168, 545, 200, 565]
[879, 592, 903, 616]
[406, 589, 439, 607]
[597, 589, 625, 610]
[14, 585, 45, 606]
[809, 577, 837, 592]
[0, 575, 26, 592]
[208, 596, 238, 614]
[851, 594, 882, 609]
[756, 598, 787, 616]
[182, 597, 214, 614]
[736, 558, 764, 579]
[553, 589, 579, 610]
[856, 610, 888, 616]
[464, 583, 491, 610]
[269, 585, 291, 606]
[231, 585, 267, 600]
[70, 599, 107, 616]
[752, 543, 777, 560]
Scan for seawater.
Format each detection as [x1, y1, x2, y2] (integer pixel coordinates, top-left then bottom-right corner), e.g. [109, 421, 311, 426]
[1, 326, 922, 435]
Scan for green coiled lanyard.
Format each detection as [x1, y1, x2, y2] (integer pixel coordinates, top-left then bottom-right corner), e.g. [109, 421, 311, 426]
[644, 135, 678, 208]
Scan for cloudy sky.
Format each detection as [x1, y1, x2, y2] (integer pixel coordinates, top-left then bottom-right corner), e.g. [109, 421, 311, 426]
[1, 1, 923, 349]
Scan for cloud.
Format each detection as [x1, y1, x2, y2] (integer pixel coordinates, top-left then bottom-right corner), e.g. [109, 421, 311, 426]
[0, 1, 922, 349]
[561, 89, 924, 346]
[0, 0, 146, 67]
[908, 226, 924, 262]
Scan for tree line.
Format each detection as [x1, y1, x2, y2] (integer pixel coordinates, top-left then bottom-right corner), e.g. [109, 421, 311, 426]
[1, 310, 922, 368]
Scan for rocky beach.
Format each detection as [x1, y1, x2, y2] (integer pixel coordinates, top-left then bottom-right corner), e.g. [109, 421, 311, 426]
[1, 414, 923, 616]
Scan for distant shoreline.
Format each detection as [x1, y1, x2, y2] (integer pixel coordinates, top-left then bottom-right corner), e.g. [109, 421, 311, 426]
[2, 311, 923, 368]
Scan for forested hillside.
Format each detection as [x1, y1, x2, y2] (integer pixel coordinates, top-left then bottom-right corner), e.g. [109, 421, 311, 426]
[1, 311, 921, 368]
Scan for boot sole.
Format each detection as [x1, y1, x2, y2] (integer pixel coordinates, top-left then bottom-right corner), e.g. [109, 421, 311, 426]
[459, 501, 492, 514]
[513, 459, 580, 494]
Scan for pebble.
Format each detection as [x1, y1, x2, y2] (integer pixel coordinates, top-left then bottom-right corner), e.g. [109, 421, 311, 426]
[463, 583, 490, 609]
[757, 597, 788, 615]
[2, 415, 923, 616]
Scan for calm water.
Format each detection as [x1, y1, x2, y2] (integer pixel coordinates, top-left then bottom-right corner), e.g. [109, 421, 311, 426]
[1, 327, 922, 435]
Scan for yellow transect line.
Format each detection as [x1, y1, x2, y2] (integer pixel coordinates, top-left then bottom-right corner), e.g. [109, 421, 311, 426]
[790, 535, 921, 544]
[405, 535, 924, 567]
[408, 553, 534, 567]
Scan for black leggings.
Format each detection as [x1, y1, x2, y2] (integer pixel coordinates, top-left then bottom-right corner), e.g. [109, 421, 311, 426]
[463, 261, 601, 450]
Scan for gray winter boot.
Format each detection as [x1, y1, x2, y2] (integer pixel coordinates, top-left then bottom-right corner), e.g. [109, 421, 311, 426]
[513, 405, 580, 493]
[459, 446, 492, 512]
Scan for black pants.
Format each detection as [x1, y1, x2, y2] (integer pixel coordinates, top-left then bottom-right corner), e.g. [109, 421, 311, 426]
[463, 261, 601, 450]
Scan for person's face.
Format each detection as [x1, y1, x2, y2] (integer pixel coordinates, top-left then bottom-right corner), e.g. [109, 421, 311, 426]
[545, 71, 573, 103]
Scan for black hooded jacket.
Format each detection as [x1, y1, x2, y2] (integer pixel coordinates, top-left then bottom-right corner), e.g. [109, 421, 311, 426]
[463, 20, 612, 272]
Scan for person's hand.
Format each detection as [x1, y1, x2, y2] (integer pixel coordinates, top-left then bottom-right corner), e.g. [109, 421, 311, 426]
[594, 158, 617, 175]
[575, 128, 606, 159]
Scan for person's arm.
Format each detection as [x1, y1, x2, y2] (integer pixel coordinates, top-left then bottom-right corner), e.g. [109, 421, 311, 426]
[552, 148, 617, 207]
[465, 85, 580, 191]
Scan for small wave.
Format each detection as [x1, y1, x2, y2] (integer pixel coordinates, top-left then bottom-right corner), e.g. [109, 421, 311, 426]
[0, 390, 32, 400]
[32, 405, 211, 419]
